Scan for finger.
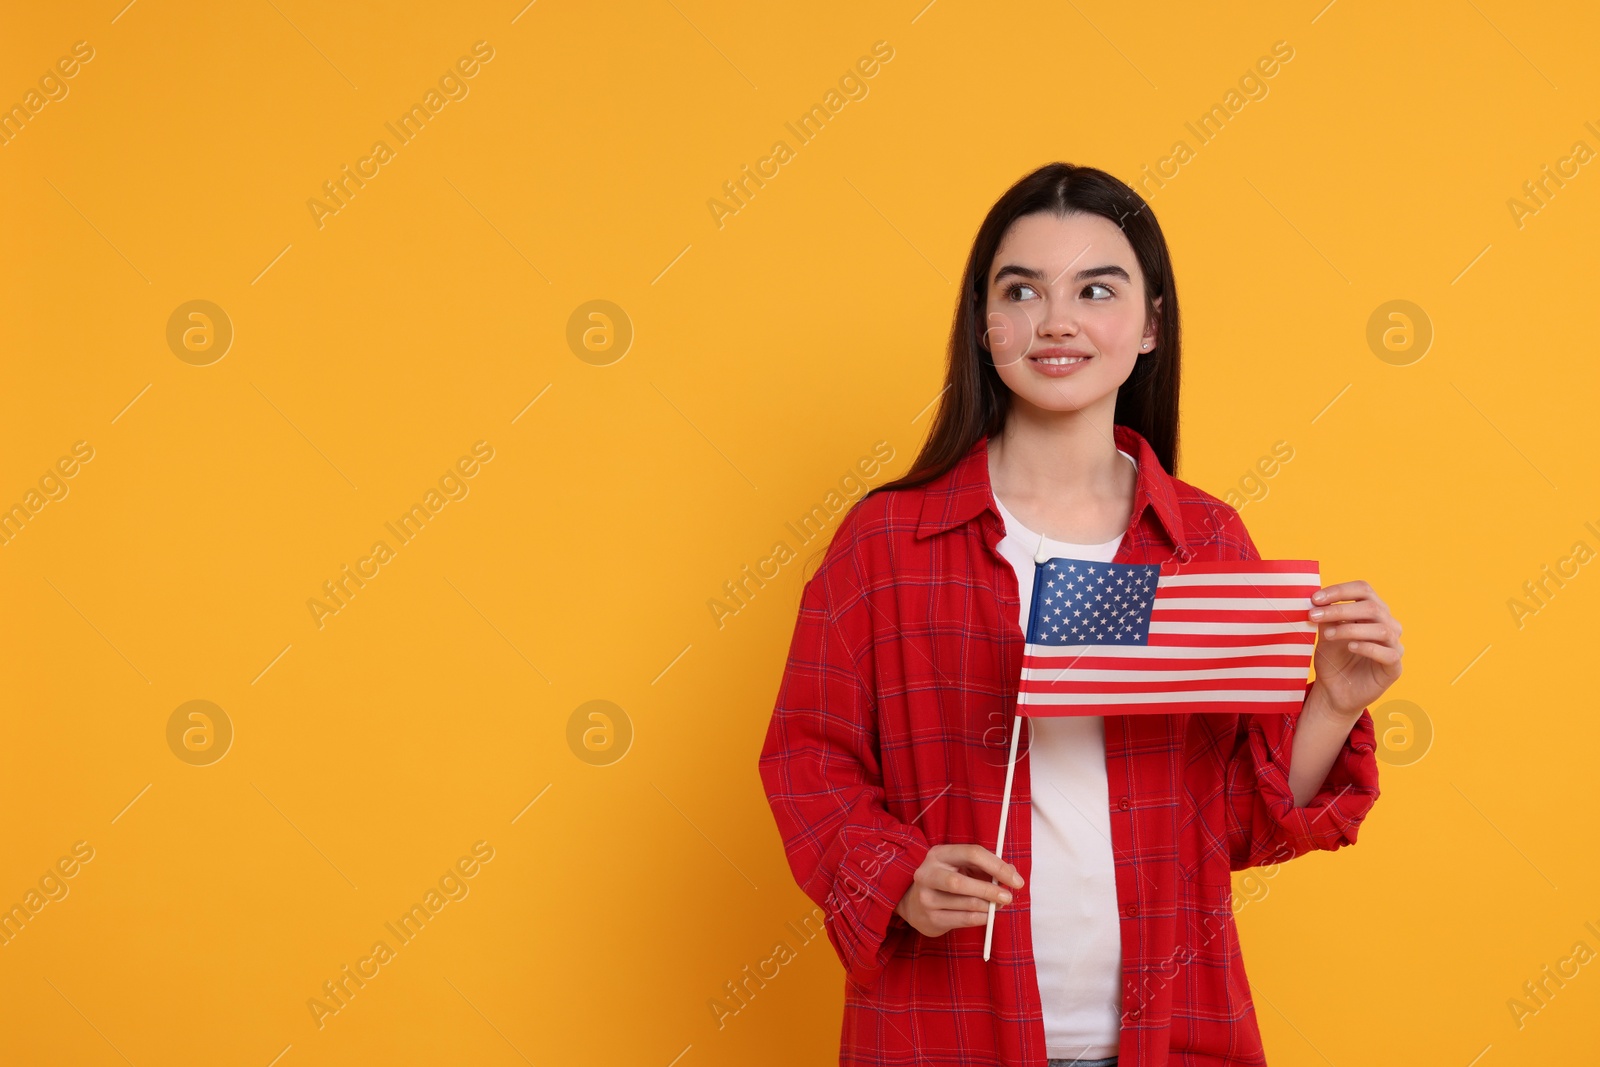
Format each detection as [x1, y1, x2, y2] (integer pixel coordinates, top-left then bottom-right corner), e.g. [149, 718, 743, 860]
[934, 868, 1017, 904]
[1308, 600, 1384, 624]
[1320, 622, 1394, 645]
[1312, 581, 1374, 606]
[1347, 639, 1403, 664]
[923, 887, 1003, 912]
[931, 908, 994, 931]
[938, 844, 1024, 888]
[1311, 597, 1385, 623]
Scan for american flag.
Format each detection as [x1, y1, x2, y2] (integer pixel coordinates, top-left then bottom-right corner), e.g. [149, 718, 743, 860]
[1017, 557, 1321, 717]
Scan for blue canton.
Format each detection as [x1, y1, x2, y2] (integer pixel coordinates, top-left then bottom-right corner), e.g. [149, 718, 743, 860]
[1028, 558, 1163, 646]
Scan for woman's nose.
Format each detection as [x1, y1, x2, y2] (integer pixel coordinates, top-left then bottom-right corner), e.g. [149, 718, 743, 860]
[1038, 302, 1078, 337]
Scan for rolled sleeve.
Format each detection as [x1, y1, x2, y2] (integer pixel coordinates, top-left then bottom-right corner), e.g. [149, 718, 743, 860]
[1225, 689, 1381, 870]
[758, 564, 930, 984]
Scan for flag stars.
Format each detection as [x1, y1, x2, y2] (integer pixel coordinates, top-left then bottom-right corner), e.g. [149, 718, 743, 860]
[1028, 557, 1162, 647]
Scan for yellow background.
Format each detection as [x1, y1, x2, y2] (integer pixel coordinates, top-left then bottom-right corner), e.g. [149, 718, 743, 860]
[2, 1, 1597, 1064]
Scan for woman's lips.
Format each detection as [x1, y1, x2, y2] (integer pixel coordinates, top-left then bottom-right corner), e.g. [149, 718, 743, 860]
[1028, 352, 1092, 376]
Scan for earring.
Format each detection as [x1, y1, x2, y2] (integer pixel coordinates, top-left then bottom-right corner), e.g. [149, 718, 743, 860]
[1141, 341, 1152, 350]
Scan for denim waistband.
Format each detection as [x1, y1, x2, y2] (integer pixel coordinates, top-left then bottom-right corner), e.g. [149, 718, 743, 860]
[1046, 1057, 1118, 1067]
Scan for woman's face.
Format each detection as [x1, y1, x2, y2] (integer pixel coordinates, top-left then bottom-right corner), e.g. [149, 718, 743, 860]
[981, 210, 1159, 416]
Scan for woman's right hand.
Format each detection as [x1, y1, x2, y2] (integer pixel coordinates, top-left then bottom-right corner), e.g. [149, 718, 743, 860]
[895, 843, 1024, 937]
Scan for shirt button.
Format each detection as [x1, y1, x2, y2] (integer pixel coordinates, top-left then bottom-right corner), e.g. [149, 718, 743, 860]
[1124, 904, 1138, 917]
[1118, 797, 1130, 811]
[1129, 1008, 1142, 1020]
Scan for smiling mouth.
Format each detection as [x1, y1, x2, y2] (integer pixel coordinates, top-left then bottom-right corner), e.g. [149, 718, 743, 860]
[1030, 354, 1090, 365]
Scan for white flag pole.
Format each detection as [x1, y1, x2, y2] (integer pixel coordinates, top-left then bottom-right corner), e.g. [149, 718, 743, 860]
[984, 530, 1047, 960]
[983, 712, 1023, 961]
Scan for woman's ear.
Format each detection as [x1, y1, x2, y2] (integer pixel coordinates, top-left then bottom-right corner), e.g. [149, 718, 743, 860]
[1142, 296, 1162, 350]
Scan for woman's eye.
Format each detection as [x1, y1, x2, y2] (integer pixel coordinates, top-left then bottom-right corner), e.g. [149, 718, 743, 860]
[1003, 281, 1113, 300]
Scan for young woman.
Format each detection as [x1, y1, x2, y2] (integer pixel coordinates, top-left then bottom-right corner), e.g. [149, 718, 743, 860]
[758, 163, 1400, 1067]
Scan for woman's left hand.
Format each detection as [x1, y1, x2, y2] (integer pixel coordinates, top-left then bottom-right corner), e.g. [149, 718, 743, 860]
[1307, 580, 1403, 720]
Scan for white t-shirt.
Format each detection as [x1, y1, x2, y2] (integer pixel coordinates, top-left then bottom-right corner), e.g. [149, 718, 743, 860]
[992, 451, 1135, 1062]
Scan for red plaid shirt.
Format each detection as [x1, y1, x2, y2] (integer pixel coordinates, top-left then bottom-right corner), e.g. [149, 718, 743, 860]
[758, 424, 1381, 1066]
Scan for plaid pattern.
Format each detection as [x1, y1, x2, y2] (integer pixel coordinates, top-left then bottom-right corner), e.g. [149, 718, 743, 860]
[758, 424, 1381, 1067]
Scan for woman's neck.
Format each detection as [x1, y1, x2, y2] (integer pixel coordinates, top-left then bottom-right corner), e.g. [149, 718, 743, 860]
[987, 407, 1136, 544]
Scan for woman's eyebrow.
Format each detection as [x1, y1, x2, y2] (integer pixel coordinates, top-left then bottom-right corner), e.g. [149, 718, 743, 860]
[993, 263, 1131, 284]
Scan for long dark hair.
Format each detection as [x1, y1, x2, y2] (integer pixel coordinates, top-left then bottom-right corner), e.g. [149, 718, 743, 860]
[872, 162, 1182, 498]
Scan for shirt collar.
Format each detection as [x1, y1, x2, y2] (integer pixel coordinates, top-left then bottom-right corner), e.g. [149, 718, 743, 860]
[914, 423, 1191, 559]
